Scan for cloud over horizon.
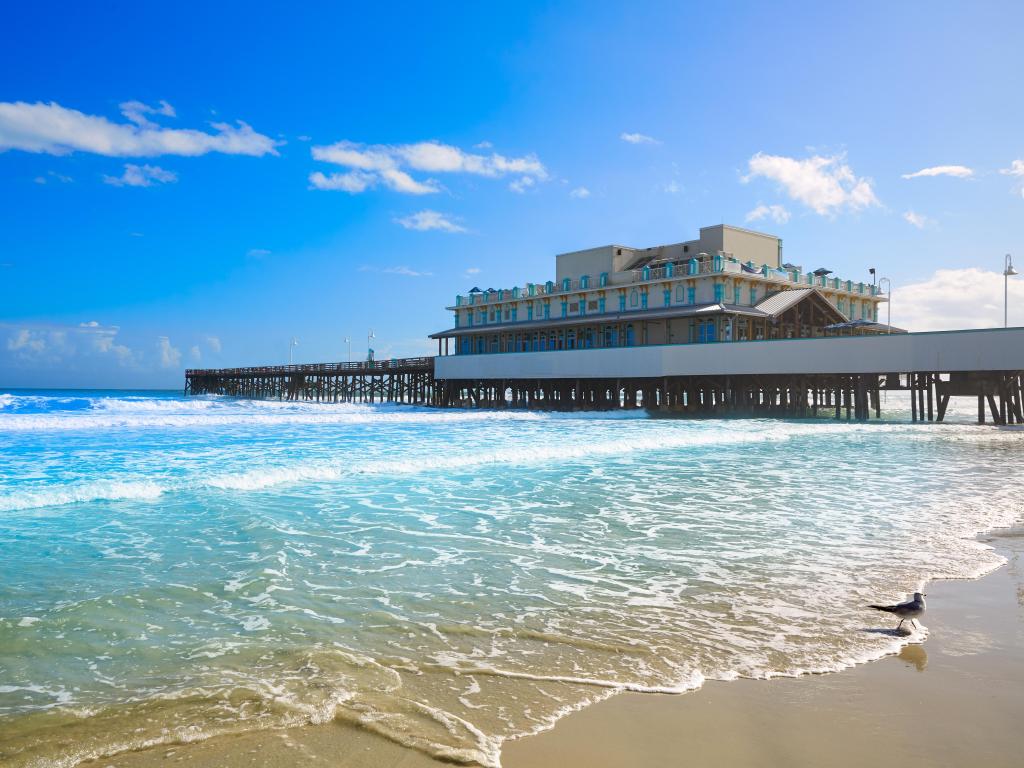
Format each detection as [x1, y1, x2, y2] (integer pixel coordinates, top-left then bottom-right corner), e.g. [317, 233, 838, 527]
[896, 268, 1024, 331]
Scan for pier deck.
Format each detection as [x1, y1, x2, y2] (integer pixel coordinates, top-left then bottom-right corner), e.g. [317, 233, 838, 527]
[185, 329, 1024, 423]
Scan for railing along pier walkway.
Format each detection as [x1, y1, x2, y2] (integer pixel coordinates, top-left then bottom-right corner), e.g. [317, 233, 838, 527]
[185, 357, 436, 404]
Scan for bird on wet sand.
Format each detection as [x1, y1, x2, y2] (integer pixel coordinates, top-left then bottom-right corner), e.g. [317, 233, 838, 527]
[870, 592, 926, 632]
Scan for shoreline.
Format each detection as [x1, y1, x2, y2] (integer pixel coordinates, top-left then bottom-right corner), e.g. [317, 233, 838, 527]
[91, 526, 1024, 768]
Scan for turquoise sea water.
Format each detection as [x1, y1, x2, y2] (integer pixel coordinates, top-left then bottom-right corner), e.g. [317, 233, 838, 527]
[0, 389, 1021, 767]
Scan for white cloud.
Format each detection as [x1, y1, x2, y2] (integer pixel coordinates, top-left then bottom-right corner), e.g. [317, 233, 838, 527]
[205, 336, 222, 353]
[902, 210, 931, 229]
[663, 180, 681, 194]
[569, 186, 590, 198]
[1000, 159, 1024, 177]
[156, 336, 181, 368]
[103, 163, 177, 187]
[621, 132, 659, 145]
[0, 100, 279, 157]
[509, 176, 536, 193]
[1000, 160, 1024, 198]
[745, 203, 790, 225]
[383, 266, 433, 277]
[308, 170, 376, 193]
[901, 165, 973, 179]
[246, 248, 271, 258]
[394, 210, 466, 233]
[189, 345, 201, 361]
[894, 268, 1024, 331]
[743, 152, 879, 216]
[309, 139, 546, 195]
[119, 99, 176, 126]
[464, 267, 481, 276]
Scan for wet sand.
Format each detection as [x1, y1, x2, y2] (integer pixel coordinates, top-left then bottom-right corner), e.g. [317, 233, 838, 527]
[103, 529, 1023, 768]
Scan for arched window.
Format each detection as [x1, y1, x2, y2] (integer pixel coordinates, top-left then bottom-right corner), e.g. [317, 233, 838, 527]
[629, 289, 639, 307]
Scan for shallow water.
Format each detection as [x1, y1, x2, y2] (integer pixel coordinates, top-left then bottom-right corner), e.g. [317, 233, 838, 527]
[0, 390, 1021, 767]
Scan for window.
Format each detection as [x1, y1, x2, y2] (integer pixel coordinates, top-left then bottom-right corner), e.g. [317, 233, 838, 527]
[527, 304, 533, 321]
[598, 298, 605, 313]
[561, 301, 568, 318]
[619, 293, 626, 311]
[640, 291, 648, 309]
[588, 300, 599, 311]
[749, 287, 757, 305]
[580, 275, 590, 289]
[569, 302, 579, 312]
[687, 286, 696, 305]
[543, 302, 550, 319]
[626, 324, 635, 346]
[511, 307, 518, 321]
[599, 272, 608, 287]
[733, 286, 741, 305]
[630, 290, 639, 307]
[675, 284, 684, 302]
[562, 277, 571, 292]
[713, 284, 724, 303]
[454, 313, 460, 328]
[663, 289, 671, 307]
[683, 245, 689, 253]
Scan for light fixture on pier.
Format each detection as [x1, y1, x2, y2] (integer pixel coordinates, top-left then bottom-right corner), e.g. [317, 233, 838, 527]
[289, 336, 299, 365]
[344, 336, 351, 363]
[878, 278, 892, 334]
[1004, 254, 1018, 328]
[367, 329, 376, 363]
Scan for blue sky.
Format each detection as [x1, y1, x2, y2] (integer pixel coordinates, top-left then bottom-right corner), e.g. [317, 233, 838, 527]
[2, 1, 1023, 388]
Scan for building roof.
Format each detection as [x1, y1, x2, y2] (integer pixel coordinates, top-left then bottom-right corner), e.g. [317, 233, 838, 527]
[753, 287, 815, 316]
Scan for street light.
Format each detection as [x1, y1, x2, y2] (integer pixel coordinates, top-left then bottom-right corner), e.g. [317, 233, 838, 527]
[1004, 254, 1018, 328]
[367, 329, 375, 363]
[289, 336, 299, 365]
[344, 336, 351, 363]
[878, 278, 892, 334]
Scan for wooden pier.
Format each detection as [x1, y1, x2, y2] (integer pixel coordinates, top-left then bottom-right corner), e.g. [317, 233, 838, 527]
[185, 358, 438, 405]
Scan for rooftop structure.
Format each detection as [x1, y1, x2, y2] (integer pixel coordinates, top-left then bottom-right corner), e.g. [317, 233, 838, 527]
[431, 224, 890, 356]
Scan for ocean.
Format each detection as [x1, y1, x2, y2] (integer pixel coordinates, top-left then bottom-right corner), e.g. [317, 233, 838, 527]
[0, 389, 1020, 767]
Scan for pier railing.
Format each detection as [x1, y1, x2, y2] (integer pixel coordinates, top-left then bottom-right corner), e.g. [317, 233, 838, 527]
[185, 356, 434, 378]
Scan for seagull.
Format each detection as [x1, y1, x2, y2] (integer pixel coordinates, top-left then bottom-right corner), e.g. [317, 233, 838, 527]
[869, 592, 927, 632]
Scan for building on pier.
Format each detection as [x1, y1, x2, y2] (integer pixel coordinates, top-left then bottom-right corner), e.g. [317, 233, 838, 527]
[430, 224, 892, 356]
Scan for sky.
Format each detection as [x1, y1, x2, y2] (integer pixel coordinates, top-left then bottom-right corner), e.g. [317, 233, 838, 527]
[2, 1, 1023, 388]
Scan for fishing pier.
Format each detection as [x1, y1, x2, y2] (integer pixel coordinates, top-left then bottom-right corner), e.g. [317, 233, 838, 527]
[185, 328, 1024, 424]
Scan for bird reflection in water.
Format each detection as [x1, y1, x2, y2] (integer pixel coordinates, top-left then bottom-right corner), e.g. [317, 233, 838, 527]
[899, 643, 928, 672]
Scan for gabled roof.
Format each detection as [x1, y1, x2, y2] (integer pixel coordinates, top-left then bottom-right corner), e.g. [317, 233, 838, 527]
[754, 288, 847, 324]
[754, 287, 815, 316]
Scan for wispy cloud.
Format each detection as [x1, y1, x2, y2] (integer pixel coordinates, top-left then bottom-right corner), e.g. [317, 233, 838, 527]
[1000, 159, 1024, 198]
[569, 186, 590, 198]
[662, 180, 682, 194]
[103, 163, 177, 187]
[901, 165, 973, 179]
[902, 210, 931, 229]
[246, 248, 272, 258]
[743, 152, 879, 216]
[34, 170, 73, 184]
[464, 267, 481, 277]
[383, 266, 433, 277]
[0, 100, 279, 157]
[309, 139, 547, 195]
[394, 210, 466, 233]
[509, 176, 536, 193]
[621, 132, 659, 145]
[745, 203, 790, 224]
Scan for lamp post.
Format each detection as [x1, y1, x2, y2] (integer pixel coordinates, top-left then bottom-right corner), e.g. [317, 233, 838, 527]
[367, 329, 375, 363]
[878, 278, 892, 334]
[1004, 254, 1018, 328]
[344, 336, 351, 363]
[289, 336, 299, 365]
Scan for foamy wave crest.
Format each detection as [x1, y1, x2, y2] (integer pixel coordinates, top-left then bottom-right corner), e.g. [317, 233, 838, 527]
[0, 480, 166, 513]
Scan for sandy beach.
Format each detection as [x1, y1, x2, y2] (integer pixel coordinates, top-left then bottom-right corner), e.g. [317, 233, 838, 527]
[95, 527, 1023, 768]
